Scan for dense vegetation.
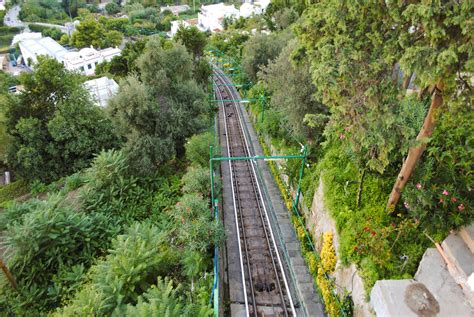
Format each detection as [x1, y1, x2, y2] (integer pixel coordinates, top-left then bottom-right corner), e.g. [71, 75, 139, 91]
[208, 0, 473, 313]
[0, 25, 221, 315]
[0, 1, 471, 316]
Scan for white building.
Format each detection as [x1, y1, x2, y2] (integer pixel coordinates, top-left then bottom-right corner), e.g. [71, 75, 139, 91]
[19, 36, 121, 76]
[19, 37, 69, 68]
[63, 47, 121, 76]
[169, 18, 198, 37]
[240, 0, 271, 18]
[84, 76, 119, 107]
[197, 3, 239, 32]
[12, 32, 43, 46]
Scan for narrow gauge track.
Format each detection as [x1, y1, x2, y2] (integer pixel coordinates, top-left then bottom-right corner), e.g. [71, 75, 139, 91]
[213, 68, 296, 317]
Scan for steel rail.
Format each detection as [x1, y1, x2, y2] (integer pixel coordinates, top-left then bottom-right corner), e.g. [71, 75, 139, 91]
[219, 73, 289, 316]
[214, 68, 296, 316]
[213, 74, 251, 316]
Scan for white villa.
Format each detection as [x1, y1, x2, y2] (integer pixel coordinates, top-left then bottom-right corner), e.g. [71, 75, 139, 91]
[196, 1, 271, 33]
[169, 18, 198, 37]
[84, 76, 119, 107]
[63, 47, 121, 76]
[19, 37, 121, 76]
[240, 0, 271, 18]
[19, 37, 69, 68]
[197, 3, 239, 32]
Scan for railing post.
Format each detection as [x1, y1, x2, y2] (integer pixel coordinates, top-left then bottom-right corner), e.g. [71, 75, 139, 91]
[293, 145, 308, 214]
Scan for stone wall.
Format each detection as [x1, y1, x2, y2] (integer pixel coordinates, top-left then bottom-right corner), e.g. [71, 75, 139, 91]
[308, 177, 373, 317]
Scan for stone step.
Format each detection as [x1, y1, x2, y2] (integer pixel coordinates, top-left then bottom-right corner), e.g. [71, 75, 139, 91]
[460, 224, 474, 253]
[415, 248, 473, 316]
[441, 233, 474, 282]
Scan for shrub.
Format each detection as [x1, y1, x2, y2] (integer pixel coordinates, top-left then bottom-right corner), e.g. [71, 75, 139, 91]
[117, 277, 213, 316]
[181, 165, 211, 196]
[58, 222, 180, 316]
[1, 194, 120, 311]
[185, 132, 214, 167]
[170, 193, 224, 252]
[0, 180, 29, 205]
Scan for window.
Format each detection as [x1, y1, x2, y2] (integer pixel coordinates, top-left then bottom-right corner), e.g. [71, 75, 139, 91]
[80, 66, 85, 72]
[87, 64, 92, 69]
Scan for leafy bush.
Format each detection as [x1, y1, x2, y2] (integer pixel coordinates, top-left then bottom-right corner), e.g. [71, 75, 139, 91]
[58, 222, 180, 316]
[401, 91, 473, 232]
[170, 193, 224, 252]
[80, 149, 155, 222]
[0, 180, 29, 205]
[181, 165, 211, 196]
[1, 194, 120, 311]
[117, 277, 212, 317]
[185, 132, 214, 167]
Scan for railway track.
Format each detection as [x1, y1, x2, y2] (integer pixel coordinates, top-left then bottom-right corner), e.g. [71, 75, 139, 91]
[213, 68, 296, 317]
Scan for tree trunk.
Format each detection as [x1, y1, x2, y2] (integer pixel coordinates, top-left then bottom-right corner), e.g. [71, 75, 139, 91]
[386, 81, 444, 211]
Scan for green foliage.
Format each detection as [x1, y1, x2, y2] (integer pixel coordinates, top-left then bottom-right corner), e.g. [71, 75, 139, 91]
[185, 132, 214, 167]
[20, 0, 69, 24]
[181, 165, 210, 196]
[318, 143, 430, 292]
[71, 17, 105, 48]
[105, 2, 121, 15]
[0, 194, 120, 311]
[58, 222, 179, 316]
[260, 39, 328, 141]
[0, 180, 29, 206]
[118, 277, 212, 317]
[170, 193, 224, 252]
[175, 25, 207, 58]
[241, 30, 293, 82]
[28, 24, 63, 40]
[402, 89, 473, 231]
[109, 37, 208, 174]
[96, 38, 148, 78]
[208, 31, 249, 60]
[6, 57, 119, 182]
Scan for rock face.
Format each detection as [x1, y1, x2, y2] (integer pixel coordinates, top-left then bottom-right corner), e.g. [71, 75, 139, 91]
[371, 225, 474, 317]
[308, 178, 374, 317]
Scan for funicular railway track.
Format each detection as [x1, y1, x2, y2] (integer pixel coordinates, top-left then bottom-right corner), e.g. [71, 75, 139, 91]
[213, 68, 296, 316]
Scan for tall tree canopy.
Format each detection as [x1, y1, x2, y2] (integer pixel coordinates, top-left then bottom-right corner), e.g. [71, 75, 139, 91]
[108, 37, 208, 174]
[6, 57, 119, 182]
[241, 30, 293, 82]
[259, 39, 328, 142]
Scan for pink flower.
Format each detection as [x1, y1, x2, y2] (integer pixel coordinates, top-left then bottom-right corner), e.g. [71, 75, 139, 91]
[403, 202, 409, 209]
[451, 197, 457, 203]
[458, 204, 465, 211]
[442, 190, 449, 196]
[339, 133, 346, 140]
[416, 183, 422, 190]
[439, 198, 444, 203]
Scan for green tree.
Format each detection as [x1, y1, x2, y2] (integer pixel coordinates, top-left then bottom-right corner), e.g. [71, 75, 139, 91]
[175, 26, 207, 58]
[102, 30, 123, 48]
[108, 37, 207, 174]
[6, 57, 119, 182]
[71, 17, 105, 48]
[260, 39, 328, 141]
[105, 2, 121, 15]
[241, 30, 293, 82]
[295, 1, 408, 173]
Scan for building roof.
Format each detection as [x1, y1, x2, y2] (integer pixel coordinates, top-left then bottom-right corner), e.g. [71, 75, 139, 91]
[160, 4, 190, 15]
[63, 47, 121, 67]
[19, 37, 68, 61]
[84, 76, 119, 107]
